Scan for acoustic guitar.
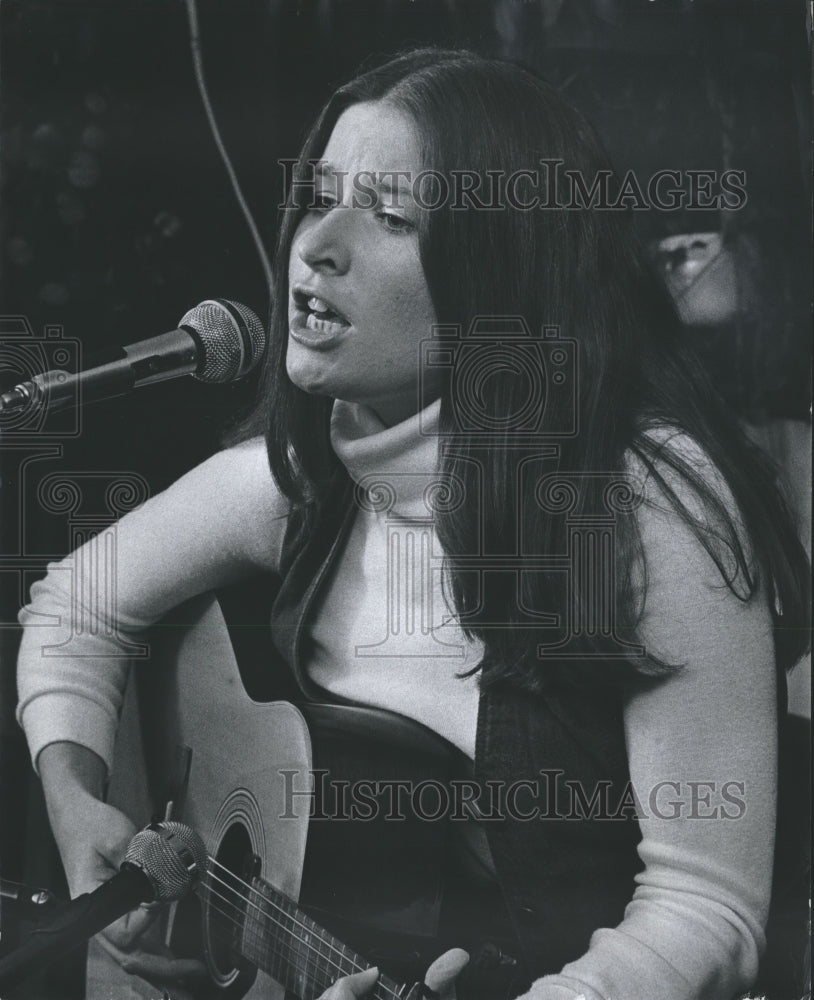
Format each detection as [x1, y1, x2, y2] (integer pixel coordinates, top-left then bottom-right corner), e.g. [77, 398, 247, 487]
[90, 591, 521, 1000]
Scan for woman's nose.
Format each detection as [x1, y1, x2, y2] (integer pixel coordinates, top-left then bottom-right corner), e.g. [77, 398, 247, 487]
[296, 208, 352, 275]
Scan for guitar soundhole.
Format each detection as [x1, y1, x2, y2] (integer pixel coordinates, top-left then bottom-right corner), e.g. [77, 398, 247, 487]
[204, 820, 258, 996]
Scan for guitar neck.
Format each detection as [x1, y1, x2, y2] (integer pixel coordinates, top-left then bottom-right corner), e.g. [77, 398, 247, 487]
[226, 872, 409, 1000]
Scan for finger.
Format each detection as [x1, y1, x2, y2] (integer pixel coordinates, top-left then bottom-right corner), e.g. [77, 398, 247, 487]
[94, 932, 208, 990]
[343, 966, 380, 998]
[119, 950, 208, 987]
[424, 949, 469, 1000]
[321, 966, 380, 1000]
[100, 904, 162, 950]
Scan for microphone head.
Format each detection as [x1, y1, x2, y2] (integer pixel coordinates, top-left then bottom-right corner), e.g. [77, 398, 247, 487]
[179, 299, 266, 384]
[123, 821, 208, 903]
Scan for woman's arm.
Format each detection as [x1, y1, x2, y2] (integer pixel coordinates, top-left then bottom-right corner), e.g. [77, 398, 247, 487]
[17, 436, 288, 778]
[522, 438, 777, 1000]
[16, 437, 290, 986]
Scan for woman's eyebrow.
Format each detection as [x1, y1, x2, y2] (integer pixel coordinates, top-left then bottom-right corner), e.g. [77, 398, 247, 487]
[314, 161, 416, 207]
[371, 174, 416, 208]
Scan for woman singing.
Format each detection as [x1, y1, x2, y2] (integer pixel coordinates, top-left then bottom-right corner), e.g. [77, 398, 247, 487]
[16, 48, 810, 1000]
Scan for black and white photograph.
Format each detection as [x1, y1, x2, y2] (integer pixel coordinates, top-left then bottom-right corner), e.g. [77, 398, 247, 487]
[0, 3, 811, 999]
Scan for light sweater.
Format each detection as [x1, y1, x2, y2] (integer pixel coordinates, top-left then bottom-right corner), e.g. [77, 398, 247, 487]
[16, 399, 777, 1000]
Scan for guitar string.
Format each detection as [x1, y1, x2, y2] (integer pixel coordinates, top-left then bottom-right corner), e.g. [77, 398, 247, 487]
[200, 877, 361, 979]
[198, 870, 404, 1000]
[197, 883, 378, 995]
[192, 850, 404, 999]
[201, 873, 396, 993]
[206, 858, 367, 973]
[199, 887, 343, 997]
[203, 869, 358, 972]
[196, 884, 403, 1000]
[206, 853, 378, 978]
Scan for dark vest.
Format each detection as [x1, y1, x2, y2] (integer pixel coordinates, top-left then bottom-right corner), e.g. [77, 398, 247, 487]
[268, 469, 645, 982]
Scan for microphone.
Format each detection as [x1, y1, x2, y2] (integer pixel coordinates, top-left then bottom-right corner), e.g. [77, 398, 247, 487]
[0, 821, 208, 993]
[0, 298, 266, 414]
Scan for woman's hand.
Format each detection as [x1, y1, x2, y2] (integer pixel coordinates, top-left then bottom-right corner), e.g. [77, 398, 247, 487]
[37, 742, 207, 996]
[317, 949, 470, 1000]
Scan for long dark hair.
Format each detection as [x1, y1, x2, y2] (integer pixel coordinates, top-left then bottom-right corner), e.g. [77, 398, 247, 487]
[252, 47, 809, 692]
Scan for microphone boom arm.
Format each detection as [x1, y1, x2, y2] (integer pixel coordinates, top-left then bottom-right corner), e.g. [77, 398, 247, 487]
[0, 866, 152, 993]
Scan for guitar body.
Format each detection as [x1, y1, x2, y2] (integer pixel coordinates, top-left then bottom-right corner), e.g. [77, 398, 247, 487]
[94, 593, 499, 1000]
[99, 592, 312, 1000]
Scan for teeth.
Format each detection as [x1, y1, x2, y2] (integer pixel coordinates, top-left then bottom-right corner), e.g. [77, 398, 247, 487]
[307, 296, 330, 313]
[306, 312, 347, 334]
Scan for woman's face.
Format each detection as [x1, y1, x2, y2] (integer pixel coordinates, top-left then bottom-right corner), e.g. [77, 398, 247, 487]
[287, 101, 440, 426]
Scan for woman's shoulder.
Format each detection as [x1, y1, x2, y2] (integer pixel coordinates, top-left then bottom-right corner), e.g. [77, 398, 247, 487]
[142, 435, 292, 572]
[625, 423, 734, 515]
[623, 422, 757, 600]
[177, 436, 286, 503]
[621, 426, 771, 669]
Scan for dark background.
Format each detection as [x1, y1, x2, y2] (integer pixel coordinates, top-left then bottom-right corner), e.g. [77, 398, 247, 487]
[0, 1, 811, 996]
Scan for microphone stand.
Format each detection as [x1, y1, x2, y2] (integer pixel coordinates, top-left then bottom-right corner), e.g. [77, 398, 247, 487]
[0, 866, 152, 993]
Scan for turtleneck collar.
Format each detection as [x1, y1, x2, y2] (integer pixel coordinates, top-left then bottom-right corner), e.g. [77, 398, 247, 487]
[329, 397, 442, 519]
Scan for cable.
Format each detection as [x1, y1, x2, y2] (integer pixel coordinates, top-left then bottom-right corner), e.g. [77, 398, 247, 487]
[183, 0, 274, 299]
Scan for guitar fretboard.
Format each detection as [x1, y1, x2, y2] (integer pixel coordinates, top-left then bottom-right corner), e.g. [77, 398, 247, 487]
[235, 873, 409, 1000]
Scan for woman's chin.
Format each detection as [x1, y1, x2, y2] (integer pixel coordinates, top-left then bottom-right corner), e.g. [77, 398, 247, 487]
[286, 354, 338, 398]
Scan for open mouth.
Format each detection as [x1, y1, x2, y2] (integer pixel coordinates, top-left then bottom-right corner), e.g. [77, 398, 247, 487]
[292, 289, 351, 335]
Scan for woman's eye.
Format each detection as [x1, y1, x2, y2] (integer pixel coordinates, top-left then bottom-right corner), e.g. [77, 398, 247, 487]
[311, 193, 337, 211]
[378, 211, 414, 234]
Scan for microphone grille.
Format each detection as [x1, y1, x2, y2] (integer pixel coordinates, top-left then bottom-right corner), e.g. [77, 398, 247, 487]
[123, 821, 208, 903]
[178, 299, 266, 383]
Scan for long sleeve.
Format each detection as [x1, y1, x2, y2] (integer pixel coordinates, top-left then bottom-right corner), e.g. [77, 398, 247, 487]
[522, 435, 777, 1000]
[16, 437, 290, 775]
